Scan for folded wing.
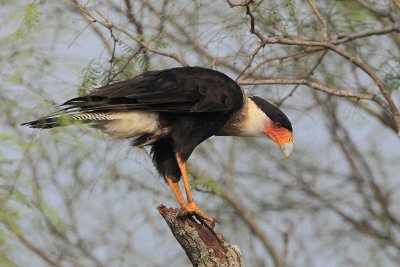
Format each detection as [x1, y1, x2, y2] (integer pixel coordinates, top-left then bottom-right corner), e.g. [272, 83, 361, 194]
[63, 67, 244, 114]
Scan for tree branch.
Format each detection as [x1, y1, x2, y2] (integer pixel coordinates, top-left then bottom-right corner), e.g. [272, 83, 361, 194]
[242, 24, 399, 80]
[229, 0, 400, 134]
[157, 205, 244, 267]
[238, 78, 388, 109]
[257, 37, 400, 131]
[69, 0, 113, 55]
[305, 0, 329, 39]
[69, 1, 188, 66]
[143, 1, 242, 74]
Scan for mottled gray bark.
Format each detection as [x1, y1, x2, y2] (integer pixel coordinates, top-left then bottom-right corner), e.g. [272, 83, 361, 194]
[157, 205, 244, 267]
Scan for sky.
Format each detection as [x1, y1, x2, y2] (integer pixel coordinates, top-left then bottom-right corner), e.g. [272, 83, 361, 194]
[1, 1, 400, 267]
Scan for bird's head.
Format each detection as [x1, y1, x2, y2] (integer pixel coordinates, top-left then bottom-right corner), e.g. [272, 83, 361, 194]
[249, 96, 293, 157]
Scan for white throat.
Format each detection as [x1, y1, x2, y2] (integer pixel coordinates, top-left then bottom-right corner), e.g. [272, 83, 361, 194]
[239, 97, 270, 136]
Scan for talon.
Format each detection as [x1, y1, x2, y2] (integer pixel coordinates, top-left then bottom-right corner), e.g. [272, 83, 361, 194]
[203, 219, 215, 229]
[179, 201, 215, 228]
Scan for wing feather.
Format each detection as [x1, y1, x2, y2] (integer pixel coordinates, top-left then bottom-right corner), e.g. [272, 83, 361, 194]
[63, 67, 244, 114]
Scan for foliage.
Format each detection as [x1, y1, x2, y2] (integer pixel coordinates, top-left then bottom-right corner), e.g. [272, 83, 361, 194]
[284, 0, 296, 15]
[1, 0, 400, 266]
[10, 1, 41, 39]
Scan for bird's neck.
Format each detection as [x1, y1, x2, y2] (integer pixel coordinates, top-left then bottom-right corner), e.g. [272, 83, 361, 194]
[218, 97, 269, 137]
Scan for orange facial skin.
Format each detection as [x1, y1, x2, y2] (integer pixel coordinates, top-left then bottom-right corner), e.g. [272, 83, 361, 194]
[264, 121, 293, 146]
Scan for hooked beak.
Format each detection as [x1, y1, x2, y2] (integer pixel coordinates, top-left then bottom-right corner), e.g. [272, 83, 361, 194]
[264, 123, 294, 158]
[265, 126, 293, 157]
[279, 141, 293, 158]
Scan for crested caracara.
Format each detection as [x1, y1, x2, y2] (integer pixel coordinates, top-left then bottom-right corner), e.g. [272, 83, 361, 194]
[23, 66, 293, 228]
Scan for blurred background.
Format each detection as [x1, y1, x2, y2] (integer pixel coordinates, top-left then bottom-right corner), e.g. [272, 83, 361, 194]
[1, 0, 400, 266]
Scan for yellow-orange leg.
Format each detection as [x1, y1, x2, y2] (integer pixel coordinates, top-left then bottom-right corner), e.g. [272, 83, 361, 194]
[165, 176, 186, 208]
[176, 153, 215, 228]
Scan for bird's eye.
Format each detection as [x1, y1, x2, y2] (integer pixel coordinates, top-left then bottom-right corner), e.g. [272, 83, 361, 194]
[274, 122, 281, 128]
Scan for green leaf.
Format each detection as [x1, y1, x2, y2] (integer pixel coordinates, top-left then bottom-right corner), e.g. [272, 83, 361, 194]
[6, 72, 23, 84]
[284, 0, 296, 16]
[5, 1, 41, 41]
[23, 2, 41, 32]
[77, 60, 102, 95]
[190, 176, 224, 197]
[41, 203, 66, 233]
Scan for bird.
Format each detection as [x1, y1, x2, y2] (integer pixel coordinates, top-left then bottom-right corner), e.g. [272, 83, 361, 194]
[22, 66, 293, 228]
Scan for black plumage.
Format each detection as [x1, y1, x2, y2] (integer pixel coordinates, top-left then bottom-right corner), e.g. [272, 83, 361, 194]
[68, 67, 243, 113]
[23, 66, 293, 227]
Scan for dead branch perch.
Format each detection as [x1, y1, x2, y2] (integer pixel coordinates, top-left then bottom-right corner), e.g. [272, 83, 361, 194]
[157, 205, 244, 267]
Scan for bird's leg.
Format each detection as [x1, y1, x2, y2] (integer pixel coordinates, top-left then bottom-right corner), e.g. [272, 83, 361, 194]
[165, 176, 186, 208]
[176, 153, 215, 228]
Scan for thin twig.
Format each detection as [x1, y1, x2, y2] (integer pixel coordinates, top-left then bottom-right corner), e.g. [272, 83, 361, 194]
[243, 24, 399, 79]
[123, 0, 150, 67]
[245, 1, 265, 42]
[70, 1, 188, 66]
[242, 47, 321, 79]
[115, 24, 189, 66]
[106, 28, 118, 83]
[225, 0, 252, 8]
[334, 24, 399, 44]
[238, 78, 389, 111]
[393, 0, 400, 9]
[143, 1, 242, 74]
[258, 37, 400, 132]
[236, 44, 264, 81]
[69, 0, 113, 55]
[108, 48, 144, 82]
[277, 49, 328, 106]
[228, 0, 399, 130]
[305, 0, 329, 39]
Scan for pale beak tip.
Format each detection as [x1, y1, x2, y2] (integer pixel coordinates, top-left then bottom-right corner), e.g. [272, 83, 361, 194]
[280, 142, 293, 158]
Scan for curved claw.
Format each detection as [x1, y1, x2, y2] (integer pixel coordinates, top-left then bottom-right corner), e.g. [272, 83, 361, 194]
[177, 202, 215, 229]
[200, 217, 215, 229]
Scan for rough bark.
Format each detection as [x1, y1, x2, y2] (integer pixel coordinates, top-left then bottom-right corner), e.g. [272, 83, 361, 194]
[157, 205, 244, 267]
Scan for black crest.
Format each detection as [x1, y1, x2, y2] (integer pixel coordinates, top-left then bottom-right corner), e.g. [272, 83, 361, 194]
[250, 96, 293, 132]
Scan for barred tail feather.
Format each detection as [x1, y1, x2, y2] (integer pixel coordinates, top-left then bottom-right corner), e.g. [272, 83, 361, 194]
[21, 111, 147, 129]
